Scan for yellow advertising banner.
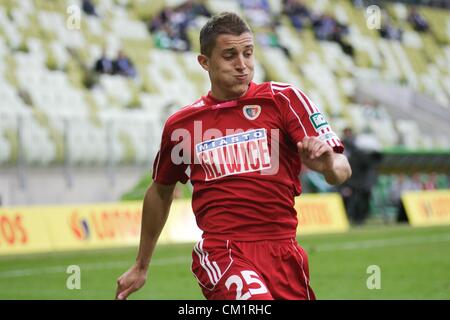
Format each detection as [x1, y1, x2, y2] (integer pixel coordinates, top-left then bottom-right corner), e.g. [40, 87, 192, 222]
[0, 207, 53, 255]
[45, 203, 143, 250]
[0, 193, 349, 255]
[158, 199, 201, 244]
[0, 203, 143, 255]
[295, 193, 350, 235]
[402, 190, 450, 227]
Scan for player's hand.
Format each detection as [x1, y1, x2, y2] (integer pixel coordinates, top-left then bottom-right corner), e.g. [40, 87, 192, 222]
[115, 264, 148, 300]
[297, 136, 334, 173]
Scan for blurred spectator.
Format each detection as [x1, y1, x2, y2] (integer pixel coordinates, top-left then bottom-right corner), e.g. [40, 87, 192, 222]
[94, 49, 113, 74]
[240, 0, 272, 27]
[408, 7, 429, 32]
[332, 23, 354, 57]
[112, 50, 137, 78]
[181, 0, 212, 20]
[149, 8, 173, 33]
[423, 172, 437, 190]
[149, 1, 211, 52]
[379, 25, 403, 41]
[282, 0, 311, 31]
[312, 13, 354, 57]
[339, 127, 383, 225]
[389, 175, 408, 223]
[389, 172, 448, 222]
[256, 24, 291, 58]
[390, 174, 422, 222]
[409, 173, 424, 190]
[82, 0, 98, 17]
[379, 17, 403, 41]
[154, 23, 190, 51]
[312, 13, 337, 40]
[338, 128, 356, 215]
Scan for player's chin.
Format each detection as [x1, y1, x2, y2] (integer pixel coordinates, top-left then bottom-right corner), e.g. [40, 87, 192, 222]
[232, 82, 250, 96]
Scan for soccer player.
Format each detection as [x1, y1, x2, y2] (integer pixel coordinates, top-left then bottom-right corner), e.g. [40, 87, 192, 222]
[116, 12, 351, 300]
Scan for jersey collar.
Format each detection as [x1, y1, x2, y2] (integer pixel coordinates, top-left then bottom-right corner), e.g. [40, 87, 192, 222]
[205, 82, 257, 106]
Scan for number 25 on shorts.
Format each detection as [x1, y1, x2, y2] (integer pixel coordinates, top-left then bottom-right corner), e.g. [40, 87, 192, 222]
[225, 270, 269, 300]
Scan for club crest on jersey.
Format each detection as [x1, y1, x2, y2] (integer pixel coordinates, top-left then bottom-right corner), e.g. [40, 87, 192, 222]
[310, 112, 328, 130]
[243, 105, 261, 120]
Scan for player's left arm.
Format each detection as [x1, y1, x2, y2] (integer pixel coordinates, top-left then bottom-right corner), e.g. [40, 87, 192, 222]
[272, 83, 351, 184]
[297, 136, 352, 185]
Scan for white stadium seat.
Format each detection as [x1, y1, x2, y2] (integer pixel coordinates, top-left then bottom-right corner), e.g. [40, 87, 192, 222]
[0, 0, 447, 167]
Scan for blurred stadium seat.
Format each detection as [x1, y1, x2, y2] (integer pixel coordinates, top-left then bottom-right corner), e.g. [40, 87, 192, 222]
[0, 0, 448, 167]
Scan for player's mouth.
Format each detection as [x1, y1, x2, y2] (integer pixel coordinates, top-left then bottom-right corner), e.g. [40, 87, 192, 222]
[235, 74, 248, 81]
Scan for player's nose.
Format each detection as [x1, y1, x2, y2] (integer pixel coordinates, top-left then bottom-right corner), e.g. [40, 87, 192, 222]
[235, 54, 246, 71]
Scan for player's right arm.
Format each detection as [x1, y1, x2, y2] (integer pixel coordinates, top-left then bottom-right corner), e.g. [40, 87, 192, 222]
[115, 114, 189, 300]
[115, 181, 176, 300]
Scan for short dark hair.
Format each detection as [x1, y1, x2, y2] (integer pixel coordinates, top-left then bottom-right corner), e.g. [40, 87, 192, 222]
[199, 12, 252, 57]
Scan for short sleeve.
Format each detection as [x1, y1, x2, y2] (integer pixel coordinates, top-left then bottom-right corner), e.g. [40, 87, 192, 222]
[273, 84, 344, 153]
[152, 121, 189, 185]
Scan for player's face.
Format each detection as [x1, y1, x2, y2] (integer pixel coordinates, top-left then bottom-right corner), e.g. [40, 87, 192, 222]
[198, 32, 255, 101]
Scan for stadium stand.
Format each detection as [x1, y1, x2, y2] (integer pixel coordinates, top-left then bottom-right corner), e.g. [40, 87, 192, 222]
[0, 0, 449, 167]
[0, 0, 448, 213]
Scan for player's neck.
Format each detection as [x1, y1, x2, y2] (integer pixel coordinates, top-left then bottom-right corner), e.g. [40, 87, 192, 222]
[210, 85, 250, 102]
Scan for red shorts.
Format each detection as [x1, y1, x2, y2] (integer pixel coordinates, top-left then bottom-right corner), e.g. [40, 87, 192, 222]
[191, 237, 316, 300]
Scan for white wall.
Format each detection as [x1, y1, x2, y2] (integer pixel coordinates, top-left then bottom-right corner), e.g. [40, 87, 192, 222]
[0, 166, 148, 206]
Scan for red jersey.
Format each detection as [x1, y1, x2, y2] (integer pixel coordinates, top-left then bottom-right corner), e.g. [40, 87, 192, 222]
[152, 81, 343, 241]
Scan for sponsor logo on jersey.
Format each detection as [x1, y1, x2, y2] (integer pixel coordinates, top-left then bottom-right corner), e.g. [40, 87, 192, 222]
[310, 112, 328, 130]
[195, 128, 271, 181]
[243, 105, 261, 120]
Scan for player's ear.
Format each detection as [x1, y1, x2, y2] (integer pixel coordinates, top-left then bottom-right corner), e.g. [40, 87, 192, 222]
[197, 54, 209, 71]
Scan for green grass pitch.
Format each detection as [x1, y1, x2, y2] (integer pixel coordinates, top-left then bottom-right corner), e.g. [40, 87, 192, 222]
[0, 224, 449, 300]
